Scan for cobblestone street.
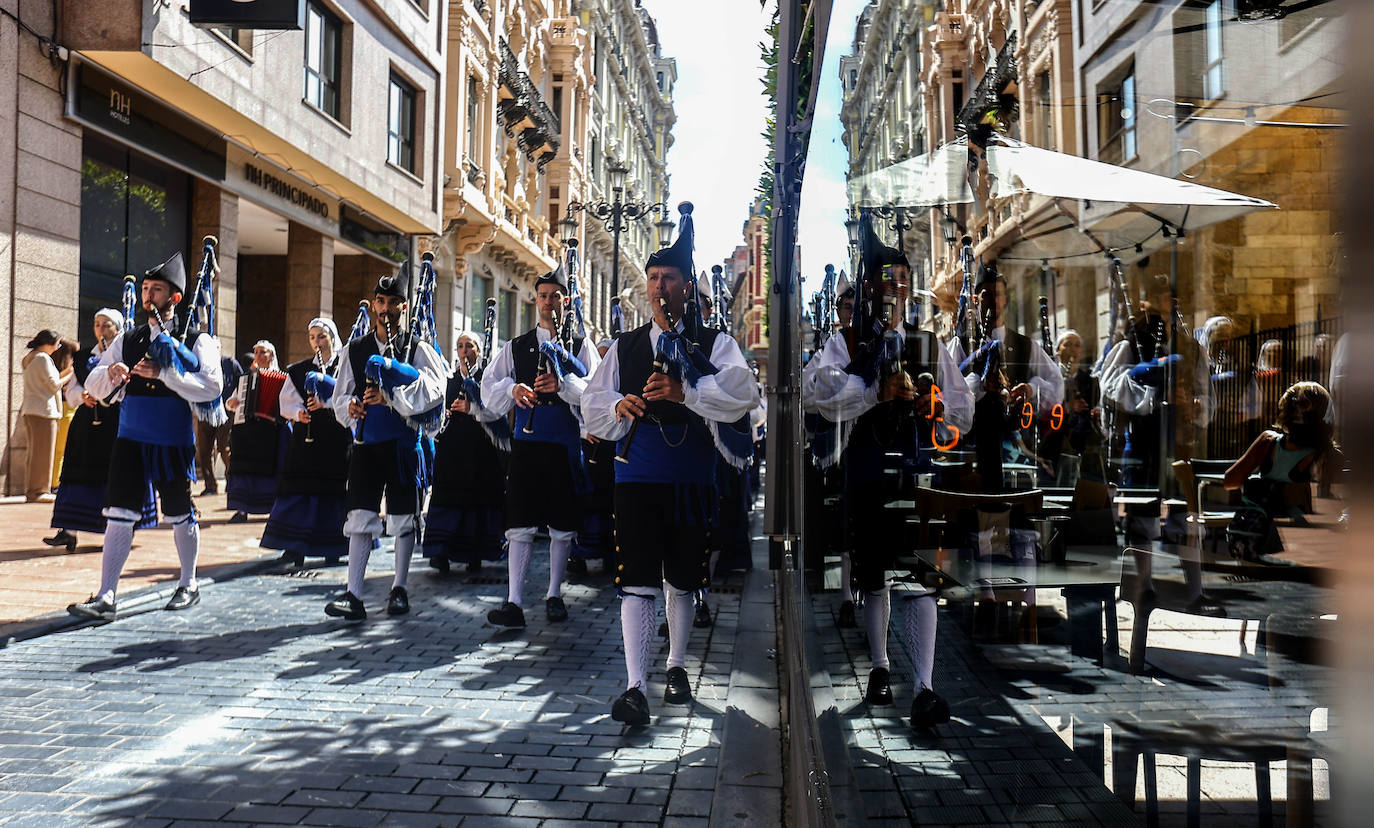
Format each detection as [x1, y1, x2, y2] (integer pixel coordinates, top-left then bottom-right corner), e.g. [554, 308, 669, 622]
[0, 541, 746, 827]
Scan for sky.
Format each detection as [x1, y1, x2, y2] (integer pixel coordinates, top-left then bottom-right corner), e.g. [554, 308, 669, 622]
[641, 0, 868, 292]
[639, 0, 774, 270]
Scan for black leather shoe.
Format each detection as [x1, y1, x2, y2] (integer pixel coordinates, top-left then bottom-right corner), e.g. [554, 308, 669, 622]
[611, 687, 651, 726]
[910, 688, 951, 729]
[325, 591, 366, 621]
[693, 600, 713, 628]
[865, 667, 893, 705]
[664, 667, 692, 705]
[198, 486, 218, 497]
[228, 511, 248, 524]
[387, 586, 409, 616]
[44, 530, 78, 552]
[567, 557, 588, 577]
[429, 556, 451, 574]
[164, 586, 200, 611]
[1184, 595, 1227, 618]
[546, 596, 569, 622]
[487, 601, 526, 628]
[838, 600, 857, 628]
[466, 560, 482, 574]
[67, 595, 115, 622]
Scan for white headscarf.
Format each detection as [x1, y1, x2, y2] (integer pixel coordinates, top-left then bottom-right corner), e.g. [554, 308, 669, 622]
[252, 339, 280, 371]
[307, 317, 342, 359]
[93, 308, 124, 353]
[453, 330, 481, 375]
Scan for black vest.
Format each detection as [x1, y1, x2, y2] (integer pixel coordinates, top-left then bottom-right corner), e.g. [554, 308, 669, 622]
[120, 324, 203, 398]
[347, 330, 414, 390]
[617, 323, 723, 424]
[511, 328, 584, 406]
[1001, 328, 1033, 388]
[286, 355, 338, 400]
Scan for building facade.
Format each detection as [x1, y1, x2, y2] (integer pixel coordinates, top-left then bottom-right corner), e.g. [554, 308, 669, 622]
[1, 0, 443, 495]
[437, 0, 675, 350]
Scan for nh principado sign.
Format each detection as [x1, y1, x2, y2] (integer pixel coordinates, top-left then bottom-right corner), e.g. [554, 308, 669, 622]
[188, 0, 306, 30]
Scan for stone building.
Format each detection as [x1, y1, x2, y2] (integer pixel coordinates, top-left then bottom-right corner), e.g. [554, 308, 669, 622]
[733, 196, 771, 379]
[436, 0, 675, 350]
[1, 0, 442, 494]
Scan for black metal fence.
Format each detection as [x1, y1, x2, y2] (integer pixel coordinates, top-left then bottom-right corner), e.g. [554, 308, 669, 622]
[1204, 315, 1340, 461]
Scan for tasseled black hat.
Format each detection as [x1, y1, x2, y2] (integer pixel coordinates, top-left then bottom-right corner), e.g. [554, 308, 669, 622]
[975, 261, 1004, 292]
[859, 213, 909, 283]
[837, 270, 854, 299]
[535, 262, 568, 292]
[645, 202, 695, 276]
[144, 251, 187, 294]
[375, 259, 410, 299]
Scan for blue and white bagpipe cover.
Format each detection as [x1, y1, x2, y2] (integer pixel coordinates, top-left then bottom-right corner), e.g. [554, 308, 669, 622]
[656, 331, 754, 470]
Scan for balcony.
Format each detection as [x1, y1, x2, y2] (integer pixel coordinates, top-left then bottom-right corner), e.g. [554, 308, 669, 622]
[957, 31, 1019, 144]
[497, 38, 562, 171]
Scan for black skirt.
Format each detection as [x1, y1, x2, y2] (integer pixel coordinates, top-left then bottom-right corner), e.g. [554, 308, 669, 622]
[276, 415, 351, 497]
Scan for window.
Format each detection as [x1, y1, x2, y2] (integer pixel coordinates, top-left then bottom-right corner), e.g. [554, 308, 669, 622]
[1037, 71, 1055, 150]
[212, 27, 254, 56]
[388, 74, 417, 172]
[466, 77, 479, 162]
[656, 71, 664, 91]
[1097, 67, 1135, 164]
[304, 2, 342, 118]
[469, 272, 492, 331]
[1203, 0, 1225, 100]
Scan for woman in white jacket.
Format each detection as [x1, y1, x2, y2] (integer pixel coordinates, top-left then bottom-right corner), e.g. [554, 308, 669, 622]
[21, 329, 73, 502]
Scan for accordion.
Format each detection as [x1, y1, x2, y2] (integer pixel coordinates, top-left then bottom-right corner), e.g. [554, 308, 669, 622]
[237, 368, 288, 423]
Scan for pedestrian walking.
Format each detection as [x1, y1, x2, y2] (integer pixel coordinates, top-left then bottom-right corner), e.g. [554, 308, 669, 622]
[21, 329, 73, 502]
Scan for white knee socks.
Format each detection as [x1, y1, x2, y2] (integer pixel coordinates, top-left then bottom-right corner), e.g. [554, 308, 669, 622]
[621, 592, 657, 691]
[346, 533, 372, 596]
[664, 584, 695, 670]
[903, 594, 938, 692]
[841, 552, 854, 602]
[97, 517, 136, 603]
[506, 538, 532, 605]
[866, 588, 892, 671]
[546, 535, 571, 599]
[170, 516, 199, 590]
[392, 530, 415, 590]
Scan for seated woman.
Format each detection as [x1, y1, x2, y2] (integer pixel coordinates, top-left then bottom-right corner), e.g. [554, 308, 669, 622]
[1223, 381, 1341, 563]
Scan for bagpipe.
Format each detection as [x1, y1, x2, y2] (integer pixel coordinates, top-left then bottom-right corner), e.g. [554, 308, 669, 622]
[956, 235, 975, 355]
[92, 275, 139, 425]
[812, 264, 836, 353]
[303, 345, 334, 444]
[616, 297, 676, 464]
[610, 297, 624, 339]
[345, 299, 374, 446]
[711, 263, 731, 334]
[179, 236, 228, 426]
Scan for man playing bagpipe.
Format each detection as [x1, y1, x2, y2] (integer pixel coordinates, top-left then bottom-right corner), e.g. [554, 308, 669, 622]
[480, 262, 600, 627]
[325, 265, 445, 621]
[809, 214, 973, 729]
[261, 318, 351, 565]
[582, 202, 760, 727]
[69, 252, 225, 621]
[959, 264, 1063, 492]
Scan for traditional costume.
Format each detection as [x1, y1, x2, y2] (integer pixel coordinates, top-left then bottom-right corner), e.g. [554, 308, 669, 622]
[261, 319, 350, 564]
[46, 308, 157, 550]
[480, 262, 600, 627]
[68, 253, 225, 620]
[225, 341, 286, 520]
[425, 331, 509, 573]
[810, 214, 973, 729]
[582, 203, 760, 726]
[324, 265, 445, 620]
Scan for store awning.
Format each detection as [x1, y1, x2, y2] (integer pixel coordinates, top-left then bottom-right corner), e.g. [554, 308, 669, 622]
[845, 139, 973, 208]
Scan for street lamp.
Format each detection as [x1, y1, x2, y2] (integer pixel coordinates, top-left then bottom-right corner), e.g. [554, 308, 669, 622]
[564, 163, 668, 321]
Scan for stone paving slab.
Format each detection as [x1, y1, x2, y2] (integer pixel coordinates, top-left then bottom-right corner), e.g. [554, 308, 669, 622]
[0, 540, 744, 826]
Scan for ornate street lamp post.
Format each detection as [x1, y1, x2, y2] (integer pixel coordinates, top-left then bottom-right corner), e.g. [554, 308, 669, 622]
[562, 162, 673, 320]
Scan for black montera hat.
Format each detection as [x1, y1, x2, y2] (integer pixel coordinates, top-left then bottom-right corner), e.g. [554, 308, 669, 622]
[144, 251, 187, 294]
[859, 213, 909, 280]
[645, 202, 695, 276]
[535, 262, 568, 292]
[975, 261, 1004, 292]
[375, 259, 410, 299]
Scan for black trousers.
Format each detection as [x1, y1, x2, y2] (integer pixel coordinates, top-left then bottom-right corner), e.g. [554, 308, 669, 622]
[613, 483, 710, 592]
[106, 438, 193, 517]
[345, 440, 418, 515]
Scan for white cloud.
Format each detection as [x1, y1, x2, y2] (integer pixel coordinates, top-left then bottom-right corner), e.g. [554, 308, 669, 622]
[640, 0, 773, 270]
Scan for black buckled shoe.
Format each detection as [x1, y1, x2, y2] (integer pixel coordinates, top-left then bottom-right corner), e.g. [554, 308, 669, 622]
[693, 600, 713, 628]
[910, 688, 951, 730]
[865, 667, 893, 706]
[611, 687, 651, 726]
[324, 591, 367, 621]
[838, 600, 857, 628]
[664, 667, 692, 705]
[228, 511, 248, 524]
[487, 601, 526, 628]
[67, 595, 116, 622]
[386, 586, 410, 616]
[44, 530, 78, 552]
[165, 586, 200, 611]
[546, 596, 569, 623]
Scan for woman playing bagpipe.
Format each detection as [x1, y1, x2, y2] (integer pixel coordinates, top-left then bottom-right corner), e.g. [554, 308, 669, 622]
[45, 302, 158, 552]
[425, 325, 510, 575]
[260, 317, 351, 565]
[323, 259, 446, 622]
[68, 249, 226, 621]
[582, 202, 760, 727]
[808, 213, 973, 730]
[224, 340, 288, 523]
[480, 259, 601, 629]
